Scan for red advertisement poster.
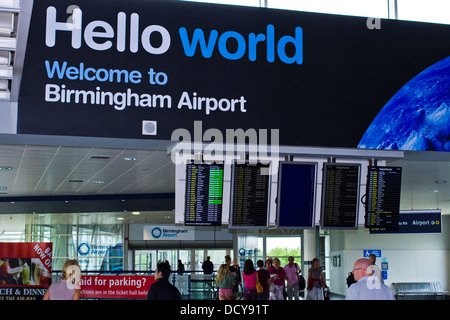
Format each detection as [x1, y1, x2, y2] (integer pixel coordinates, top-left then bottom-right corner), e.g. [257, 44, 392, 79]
[80, 275, 155, 299]
[0, 242, 52, 301]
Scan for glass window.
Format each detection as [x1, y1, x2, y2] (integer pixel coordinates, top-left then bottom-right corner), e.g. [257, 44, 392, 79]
[205, 249, 227, 272]
[195, 250, 205, 272]
[267, 0, 389, 18]
[266, 236, 301, 267]
[178, 250, 191, 271]
[397, 0, 449, 24]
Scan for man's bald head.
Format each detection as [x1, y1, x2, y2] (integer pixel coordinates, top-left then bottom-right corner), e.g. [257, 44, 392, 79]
[352, 258, 372, 281]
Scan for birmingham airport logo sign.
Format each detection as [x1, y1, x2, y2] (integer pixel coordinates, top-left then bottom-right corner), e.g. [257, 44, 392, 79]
[171, 121, 279, 176]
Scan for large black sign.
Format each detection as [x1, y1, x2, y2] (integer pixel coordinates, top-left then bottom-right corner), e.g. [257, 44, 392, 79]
[17, 0, 450, 151]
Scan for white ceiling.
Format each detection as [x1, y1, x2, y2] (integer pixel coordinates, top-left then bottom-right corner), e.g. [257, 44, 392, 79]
[0, 144, 175, 196]
[0, 143, 177, 224]
[0, 141, 449, 227]
[388, 158, 450, 213]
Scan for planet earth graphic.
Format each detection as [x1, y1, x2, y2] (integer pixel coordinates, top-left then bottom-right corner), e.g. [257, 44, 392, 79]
[358, 56, 450, 151]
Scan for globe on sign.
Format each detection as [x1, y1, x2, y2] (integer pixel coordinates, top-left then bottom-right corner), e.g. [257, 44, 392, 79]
[358, 56, 450, 151]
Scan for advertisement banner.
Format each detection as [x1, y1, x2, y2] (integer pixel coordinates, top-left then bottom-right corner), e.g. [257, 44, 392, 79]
[79, 275, 154, 299]
[16, 0, 450, 151]
[0, 242, 52, 301]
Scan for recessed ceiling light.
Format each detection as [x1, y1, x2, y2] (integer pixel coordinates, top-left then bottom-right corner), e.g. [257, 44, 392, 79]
[0, 167, 12, 171]
[117, 217, 124, 221]
[132, 211, 140, 215]
[124, 157, 137, 161]
[93, 180, 105, 184]
[435, 180, 447, 184]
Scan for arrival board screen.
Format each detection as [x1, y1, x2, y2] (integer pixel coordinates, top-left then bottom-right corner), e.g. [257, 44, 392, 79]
[321, 163, 361, 229]
[365, 166, 402, 229]
[184, 162, 224, 226]
[276, 162, 317, 228]
[230, 162, 271, 228]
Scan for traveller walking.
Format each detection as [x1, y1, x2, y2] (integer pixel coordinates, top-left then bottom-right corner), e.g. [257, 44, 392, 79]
[43, 259, 80, 300]
[256, 260, 270, 300]
[146, 262, 181, 300]
[268, 258, 290, 300]
[242, 259, 257, 300]
[284, 256, 301, 300]
[216, 264, 235, 300]
[346, 258, 395, 300]
[307, 258, 327, 300]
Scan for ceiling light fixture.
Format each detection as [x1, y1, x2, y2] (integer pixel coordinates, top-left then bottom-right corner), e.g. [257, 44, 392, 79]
[435, 180, 447, 184]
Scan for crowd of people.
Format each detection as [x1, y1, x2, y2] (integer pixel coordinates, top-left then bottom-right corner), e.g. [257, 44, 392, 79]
[44, 254, 393, 300]
[215, 255, 314, 301]
[213, 253, 393, 301]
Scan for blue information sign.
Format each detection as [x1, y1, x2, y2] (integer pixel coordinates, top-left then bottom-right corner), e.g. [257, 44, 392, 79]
[363, 249, 382, 257]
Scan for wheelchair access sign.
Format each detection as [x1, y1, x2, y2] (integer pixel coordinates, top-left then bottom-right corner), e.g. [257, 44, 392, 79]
[363, 250, 381, 257]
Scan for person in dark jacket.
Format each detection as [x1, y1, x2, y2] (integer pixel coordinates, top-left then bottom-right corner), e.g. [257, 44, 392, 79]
[147, 262, 181, 300]
[202, 256, 214, 274]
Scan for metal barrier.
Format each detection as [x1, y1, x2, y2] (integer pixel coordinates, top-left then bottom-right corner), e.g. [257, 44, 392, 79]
[393, 282, 448, 300]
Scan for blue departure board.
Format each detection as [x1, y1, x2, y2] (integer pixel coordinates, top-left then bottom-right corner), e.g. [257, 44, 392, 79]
[276, 162, 317, 228]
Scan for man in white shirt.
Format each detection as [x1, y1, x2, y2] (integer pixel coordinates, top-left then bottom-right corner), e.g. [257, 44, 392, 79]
[284, 256, 301, 300]
[346, 258, 395, 300]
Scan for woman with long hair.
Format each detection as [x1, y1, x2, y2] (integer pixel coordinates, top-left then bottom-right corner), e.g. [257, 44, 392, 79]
[242, 259, 257, 300]
[216, 264, 235, 300]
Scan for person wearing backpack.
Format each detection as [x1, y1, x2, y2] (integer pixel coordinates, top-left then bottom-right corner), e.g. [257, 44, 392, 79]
[284, 256, 301, 300]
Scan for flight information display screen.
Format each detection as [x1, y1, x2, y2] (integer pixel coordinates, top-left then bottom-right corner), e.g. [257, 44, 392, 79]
[184, 162, 224, 226]
[229, 162, 271, 228]
[365, 166, 402, 229]
[276, 162, 317, 228]
[320, 163, 361, 229]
